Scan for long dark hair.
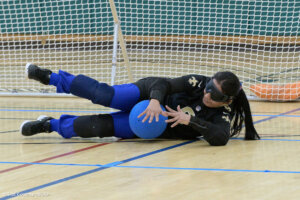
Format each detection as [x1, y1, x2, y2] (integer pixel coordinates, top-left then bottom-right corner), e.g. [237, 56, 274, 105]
[214, 71, 260, 140]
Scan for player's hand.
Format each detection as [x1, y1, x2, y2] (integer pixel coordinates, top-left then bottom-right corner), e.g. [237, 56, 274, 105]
[138, 99, 167, 123]
[164, 105, 191, 128]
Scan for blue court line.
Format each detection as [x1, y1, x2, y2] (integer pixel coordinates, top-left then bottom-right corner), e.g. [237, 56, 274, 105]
[0, 161, 299, 174]
[253, 114, 300, 118]
[1, 107, 300, 199]
[0, 140, 196, 200]
[116, 165, 300, 174]
[253, 107, 300, 125]
[253, 111, 300, 114]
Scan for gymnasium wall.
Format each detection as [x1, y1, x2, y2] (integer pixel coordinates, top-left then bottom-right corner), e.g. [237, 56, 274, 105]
[0, 0, 298, 36]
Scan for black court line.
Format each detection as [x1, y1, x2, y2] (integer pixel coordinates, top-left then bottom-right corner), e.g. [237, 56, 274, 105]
[0, 106, 112, 111]
[0, 130, 19, 134]
[260, 134, 300, 138]
[0, 118, 36, 120]
[0, 142, 100, 145]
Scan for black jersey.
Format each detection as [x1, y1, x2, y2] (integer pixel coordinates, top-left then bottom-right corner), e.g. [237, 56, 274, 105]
[134, 75, 232, 146]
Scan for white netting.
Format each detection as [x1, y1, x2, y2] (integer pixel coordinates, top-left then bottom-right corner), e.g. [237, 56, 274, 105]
[0, 0, 299, 100]
[0, 0, 114, 94]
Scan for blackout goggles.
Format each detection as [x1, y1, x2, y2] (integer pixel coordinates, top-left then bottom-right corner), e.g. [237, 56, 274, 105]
[205, 79, 234, 102]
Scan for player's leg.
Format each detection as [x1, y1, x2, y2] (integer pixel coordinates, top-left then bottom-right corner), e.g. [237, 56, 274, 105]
[20, 112, 136, 139]
[73, 111, 135, 139]
[26, 63, 140, 112]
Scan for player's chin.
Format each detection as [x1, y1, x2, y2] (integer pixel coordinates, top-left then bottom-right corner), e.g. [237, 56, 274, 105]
[203, 96, 213, 107]
[203, 97, 223, 108]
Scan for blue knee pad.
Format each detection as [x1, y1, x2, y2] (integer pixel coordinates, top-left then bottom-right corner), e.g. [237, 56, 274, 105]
[111, 111, 136, 139]
[71, 76, 140, 111]
[70, 75, 114, 106]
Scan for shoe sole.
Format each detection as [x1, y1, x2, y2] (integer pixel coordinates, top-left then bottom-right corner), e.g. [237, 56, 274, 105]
[25, 63, 32, 77]
[20, 120, 30, 134]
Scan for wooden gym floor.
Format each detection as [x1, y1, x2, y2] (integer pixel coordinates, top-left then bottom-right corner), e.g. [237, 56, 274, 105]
[0, 97, 299, 200]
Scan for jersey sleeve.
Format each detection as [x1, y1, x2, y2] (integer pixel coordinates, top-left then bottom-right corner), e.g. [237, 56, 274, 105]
[188, 111, 231, 146]
[168, 74, 207, 94]
[147, 74, 207, 103]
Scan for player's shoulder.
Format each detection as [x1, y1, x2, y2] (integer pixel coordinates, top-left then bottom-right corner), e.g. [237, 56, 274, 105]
[184, 74, 209, 80]
[183, 74, 210, 88]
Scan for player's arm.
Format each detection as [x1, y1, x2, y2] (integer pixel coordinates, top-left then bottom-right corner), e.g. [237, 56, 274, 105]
[164, 105, 231, 146]
[136, 75, 207, 123]
[188, 113, 231, 146]
[167, 74, 207, 94]
[141, 74, 208, 104]
[135, 77, 170, 123]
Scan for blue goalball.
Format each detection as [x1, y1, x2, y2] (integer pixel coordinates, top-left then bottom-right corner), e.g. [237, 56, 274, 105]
[129, 100, 168, 139]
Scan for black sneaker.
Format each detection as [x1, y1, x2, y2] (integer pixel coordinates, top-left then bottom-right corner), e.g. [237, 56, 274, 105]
[20, 115, 53, 136]
[26, 63, 52, 85]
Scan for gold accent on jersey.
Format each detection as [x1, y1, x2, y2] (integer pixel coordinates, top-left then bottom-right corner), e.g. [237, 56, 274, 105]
[188, 76, 198, 87]
[181, 106, 195, 116]
[222, 115, 230, 123]
[198, 81, 203, 88]
[224, 105, 232, 112]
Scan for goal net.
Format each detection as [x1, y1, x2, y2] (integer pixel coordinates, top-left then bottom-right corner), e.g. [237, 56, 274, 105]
[0, 0, 299, 100]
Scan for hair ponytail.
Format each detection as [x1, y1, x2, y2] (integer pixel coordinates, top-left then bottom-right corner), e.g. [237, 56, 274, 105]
[232, 89, 260, 140]
[214, 71, 260, 140]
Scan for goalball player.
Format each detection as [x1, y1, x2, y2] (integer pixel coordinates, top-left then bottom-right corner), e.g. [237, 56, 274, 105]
[21, 64, 260, 146]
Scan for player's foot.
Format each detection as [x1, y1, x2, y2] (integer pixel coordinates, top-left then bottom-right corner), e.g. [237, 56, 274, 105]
[20, 115, 53, 136]
[26, 63, 52, 85]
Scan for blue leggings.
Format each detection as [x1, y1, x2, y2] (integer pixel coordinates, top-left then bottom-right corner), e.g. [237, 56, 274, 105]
[49, 70, 140, 139]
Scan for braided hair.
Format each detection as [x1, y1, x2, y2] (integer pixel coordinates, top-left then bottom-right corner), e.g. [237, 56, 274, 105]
[214, 71, 260, 140]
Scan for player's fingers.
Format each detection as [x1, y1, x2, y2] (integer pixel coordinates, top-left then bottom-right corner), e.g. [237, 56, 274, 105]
[161, 111, 168, 117]
[165, 117, 178, 123]
[142, 112, 150, 123]
[177, 105, 182, 112]
[155, 113, 159, 122]
[165, 105, 176, 113]
[171, 120, 180, 128]
[148, 113, 154, 123]
[164, 112, 176, 117]
[138, 110, 146, 118]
